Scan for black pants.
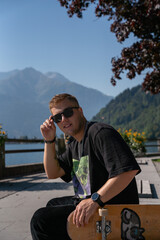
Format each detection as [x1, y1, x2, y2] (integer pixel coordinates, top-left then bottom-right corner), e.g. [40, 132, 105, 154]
[30, 196, 77, 240]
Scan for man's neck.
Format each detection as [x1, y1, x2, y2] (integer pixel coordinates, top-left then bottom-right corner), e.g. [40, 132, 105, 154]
[74, 118, 87, 142]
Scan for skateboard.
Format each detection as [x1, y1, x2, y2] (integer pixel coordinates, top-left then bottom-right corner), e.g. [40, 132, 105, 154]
[67, 204, 160, 240]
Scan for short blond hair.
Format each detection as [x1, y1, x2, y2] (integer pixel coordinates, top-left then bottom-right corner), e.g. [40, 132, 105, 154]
[49, 93, 79, 111]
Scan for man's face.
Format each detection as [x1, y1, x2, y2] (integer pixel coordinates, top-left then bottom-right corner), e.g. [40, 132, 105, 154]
[51, 99, 85, 139]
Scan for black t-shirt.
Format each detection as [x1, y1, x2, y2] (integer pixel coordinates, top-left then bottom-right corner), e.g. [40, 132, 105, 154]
[58, 122, 141, 204]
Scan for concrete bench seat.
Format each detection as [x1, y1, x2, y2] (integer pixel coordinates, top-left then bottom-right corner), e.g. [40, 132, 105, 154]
[137, 179, 152, 198]
[137, 159, 148, 165]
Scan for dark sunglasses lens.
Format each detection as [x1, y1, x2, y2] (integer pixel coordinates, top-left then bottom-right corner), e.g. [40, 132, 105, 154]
[52, 114, 62, 123]
[52, 108, 74, 123]
[63, 108, 74, 118]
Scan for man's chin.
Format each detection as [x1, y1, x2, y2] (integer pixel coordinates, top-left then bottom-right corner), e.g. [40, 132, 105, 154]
[63, 128, 73, 136]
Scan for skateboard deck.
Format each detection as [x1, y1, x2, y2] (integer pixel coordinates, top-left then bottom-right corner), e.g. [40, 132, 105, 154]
[67, 204, 160, 240]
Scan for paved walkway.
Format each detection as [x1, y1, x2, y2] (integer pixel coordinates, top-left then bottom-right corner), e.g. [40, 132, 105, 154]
[0, 156, 160, 240]
[0, 175, 74, 240]
[136, 156, 160, 204]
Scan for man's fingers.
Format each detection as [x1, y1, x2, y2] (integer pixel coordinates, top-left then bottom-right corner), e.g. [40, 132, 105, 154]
[73, 207, 86, 227]
[42, 118, 55, 130]
[73, 199, 97, 227]
[40, 117, 56, 140]
[78, 210, 86, 227]
[73, 208, 82, 227]
[73, 210, 77, 225]
[84, 213, 90, 225]
[44, 119, 51, 127]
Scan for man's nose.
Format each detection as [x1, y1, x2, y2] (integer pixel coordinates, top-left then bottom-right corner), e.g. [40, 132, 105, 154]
[61, 114, 67, 122]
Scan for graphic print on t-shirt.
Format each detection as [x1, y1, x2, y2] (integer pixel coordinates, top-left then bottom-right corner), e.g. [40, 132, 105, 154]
[71, 155, 91, 198]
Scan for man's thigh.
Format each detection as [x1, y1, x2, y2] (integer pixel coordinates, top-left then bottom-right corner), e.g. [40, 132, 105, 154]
[46, 195, 75, 207]
[31, 204, 76, 239]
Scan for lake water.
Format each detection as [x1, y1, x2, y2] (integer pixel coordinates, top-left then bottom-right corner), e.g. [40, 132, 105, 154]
[5, 141, 159, 166]
[145, 141, 159, 154]
[5, 143, 44, 166]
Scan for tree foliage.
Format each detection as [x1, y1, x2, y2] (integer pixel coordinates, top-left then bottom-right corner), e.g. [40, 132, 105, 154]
[58, 0, 160, 94]
[92, 85, 160, 138]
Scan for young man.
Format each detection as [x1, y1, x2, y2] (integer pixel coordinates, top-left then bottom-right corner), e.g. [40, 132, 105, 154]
[30, 93, 141, 240]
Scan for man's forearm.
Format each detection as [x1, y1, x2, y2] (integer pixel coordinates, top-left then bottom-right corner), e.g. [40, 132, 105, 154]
[43, 142, 65, 179]
[72, 170, 138, 228]
[97, 170, 138, 204]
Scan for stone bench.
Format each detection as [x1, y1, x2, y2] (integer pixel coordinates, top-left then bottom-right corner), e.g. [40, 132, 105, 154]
[136, 179, 152, 198]
[137, 159, 148, 165]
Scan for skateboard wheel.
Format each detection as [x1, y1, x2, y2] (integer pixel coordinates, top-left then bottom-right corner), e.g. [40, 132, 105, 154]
[99, 208, 108, 217]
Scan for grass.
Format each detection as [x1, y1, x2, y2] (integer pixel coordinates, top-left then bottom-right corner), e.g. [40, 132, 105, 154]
[152, 159, 160, 162]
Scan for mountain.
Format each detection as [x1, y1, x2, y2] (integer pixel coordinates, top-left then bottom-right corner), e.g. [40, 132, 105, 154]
[0, 70, 19, 80]
[92, 85, 160, 138]
[0, 67, 112, 138]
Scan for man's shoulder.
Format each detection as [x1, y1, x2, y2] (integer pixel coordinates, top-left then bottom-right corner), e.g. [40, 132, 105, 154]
[88, 121, 114, 131]
[87, 122, 115, 137]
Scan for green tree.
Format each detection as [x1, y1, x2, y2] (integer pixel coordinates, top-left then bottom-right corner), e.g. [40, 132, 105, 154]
[58, 0, 160, 94]
[92, 85, 160, 138]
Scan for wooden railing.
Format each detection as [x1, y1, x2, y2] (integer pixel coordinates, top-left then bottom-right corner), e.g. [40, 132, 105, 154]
[5, 138, 44, 154]
[0, 138, 160, 179]
[145, 138, 160, 155]
[0, 138, 66, 179]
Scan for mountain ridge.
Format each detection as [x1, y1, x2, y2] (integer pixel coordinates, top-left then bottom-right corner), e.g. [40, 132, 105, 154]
[92, 85, 160, 138]
[0, 67, 112, 138]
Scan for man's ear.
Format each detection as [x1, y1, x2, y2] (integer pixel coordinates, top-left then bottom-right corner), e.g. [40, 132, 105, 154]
[78, 107, 84, 116]
[78, 107, 82, 112]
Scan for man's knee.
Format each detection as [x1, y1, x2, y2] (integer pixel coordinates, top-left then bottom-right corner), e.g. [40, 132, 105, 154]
[30, 207, 47, 230]
[46, 198, 56, 207]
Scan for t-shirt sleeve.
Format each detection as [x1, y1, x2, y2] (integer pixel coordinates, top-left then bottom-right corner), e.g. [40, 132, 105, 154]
[94, 127, 141, 179]
[57, 147, 73, 183]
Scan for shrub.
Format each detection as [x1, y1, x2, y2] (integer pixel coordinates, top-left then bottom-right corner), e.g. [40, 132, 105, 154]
[118, 128, 146, 154]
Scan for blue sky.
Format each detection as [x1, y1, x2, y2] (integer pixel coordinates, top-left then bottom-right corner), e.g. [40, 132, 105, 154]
[0, 0, 144, 97]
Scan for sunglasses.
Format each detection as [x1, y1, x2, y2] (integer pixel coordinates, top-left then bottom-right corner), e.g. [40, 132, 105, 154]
[51, 107, 79, 123]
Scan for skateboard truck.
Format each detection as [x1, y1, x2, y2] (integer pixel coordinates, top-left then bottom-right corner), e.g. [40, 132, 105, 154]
[96, 208, 111, 240]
